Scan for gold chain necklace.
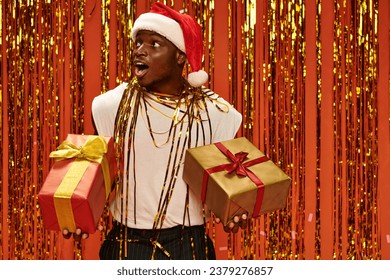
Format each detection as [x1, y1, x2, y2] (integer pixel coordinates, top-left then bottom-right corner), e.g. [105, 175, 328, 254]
[141, 92, 187, 148]
[142, 96, 183, 120]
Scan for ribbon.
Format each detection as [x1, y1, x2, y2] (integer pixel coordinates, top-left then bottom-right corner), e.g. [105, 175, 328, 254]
[201, 142, 269, 217]
[50, 135, 111, 231]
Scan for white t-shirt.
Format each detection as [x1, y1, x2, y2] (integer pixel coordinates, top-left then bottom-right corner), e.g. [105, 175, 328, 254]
[92, 82, 242, 229]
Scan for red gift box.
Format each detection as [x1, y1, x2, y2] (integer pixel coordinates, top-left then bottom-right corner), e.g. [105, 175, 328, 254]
[38, 134, 117, 233]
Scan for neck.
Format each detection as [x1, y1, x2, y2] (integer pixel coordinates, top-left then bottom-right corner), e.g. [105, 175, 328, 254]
[145, 78, 187, 98]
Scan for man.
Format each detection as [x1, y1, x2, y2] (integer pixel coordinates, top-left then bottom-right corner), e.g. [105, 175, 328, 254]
[91, 2, 242, 260]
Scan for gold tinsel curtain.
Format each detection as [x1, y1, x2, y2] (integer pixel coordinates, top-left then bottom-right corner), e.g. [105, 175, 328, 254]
[0, 0, 389, 260]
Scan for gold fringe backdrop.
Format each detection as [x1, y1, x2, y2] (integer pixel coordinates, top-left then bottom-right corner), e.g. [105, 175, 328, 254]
[0, 0, 389, 260]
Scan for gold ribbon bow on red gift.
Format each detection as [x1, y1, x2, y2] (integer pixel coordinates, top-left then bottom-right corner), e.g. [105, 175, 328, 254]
[201, 142, 269, 217]
[50, 135, 111, 232]
[50, 136, 108, 161]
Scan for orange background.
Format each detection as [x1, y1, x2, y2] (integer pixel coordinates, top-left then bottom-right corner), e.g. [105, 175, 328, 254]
[1, 0, 389, 260]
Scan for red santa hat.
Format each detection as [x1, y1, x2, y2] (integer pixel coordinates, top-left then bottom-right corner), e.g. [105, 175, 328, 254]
[131, 2, 208, 87]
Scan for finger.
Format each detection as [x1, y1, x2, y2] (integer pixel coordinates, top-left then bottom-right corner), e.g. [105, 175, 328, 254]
[229, 218, 240, 233]
[75, 228, 82, 235]
[240, 214, 248, 229]
[62, 229, 72, 239]
[231, 224, 239, 233]
[240, 219, 248, 229]
[73, 228, 82, 242]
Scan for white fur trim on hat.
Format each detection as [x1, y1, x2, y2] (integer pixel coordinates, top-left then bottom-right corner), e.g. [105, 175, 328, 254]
[131, 13, 186, 53]
[188, 70, 208, 88]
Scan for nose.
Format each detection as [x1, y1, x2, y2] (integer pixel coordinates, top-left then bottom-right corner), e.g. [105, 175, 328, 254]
[134, 43, 147, 57]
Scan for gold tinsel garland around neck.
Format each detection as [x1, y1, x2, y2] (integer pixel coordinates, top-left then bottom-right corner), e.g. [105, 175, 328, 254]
[111, 78, 215, 259]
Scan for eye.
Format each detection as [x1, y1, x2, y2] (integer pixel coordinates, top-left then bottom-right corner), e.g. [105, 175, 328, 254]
[152, 41, 161, 47]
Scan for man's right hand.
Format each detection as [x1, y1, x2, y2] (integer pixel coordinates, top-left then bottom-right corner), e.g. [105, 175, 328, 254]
[62, 224, 103, 241]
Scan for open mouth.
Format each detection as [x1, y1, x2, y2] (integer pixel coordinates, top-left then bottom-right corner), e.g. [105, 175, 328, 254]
[134, 62, 149, 77]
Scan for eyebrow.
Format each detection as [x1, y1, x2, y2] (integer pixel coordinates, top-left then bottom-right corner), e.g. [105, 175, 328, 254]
[136, 31, 165, 40]
[135, 31, 175, 49]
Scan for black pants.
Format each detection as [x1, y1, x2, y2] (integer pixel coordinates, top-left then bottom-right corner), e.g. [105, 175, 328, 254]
[99, 222, 216, 260]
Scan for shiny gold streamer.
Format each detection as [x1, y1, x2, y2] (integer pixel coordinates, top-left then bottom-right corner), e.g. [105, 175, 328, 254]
[101, 0, 110, 93]
[116, 0, 135, 83]
[332, 0, 380, 259]
[223, 0, 383, 260]
[0, 0, 386, 260]
[1, 0, 85, 259]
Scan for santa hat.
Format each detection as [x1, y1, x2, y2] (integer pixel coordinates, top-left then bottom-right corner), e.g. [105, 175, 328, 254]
[131, 2, 208, 87]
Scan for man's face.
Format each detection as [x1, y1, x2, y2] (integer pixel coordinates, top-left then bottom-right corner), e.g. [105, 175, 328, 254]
[132, 30, 184, 94]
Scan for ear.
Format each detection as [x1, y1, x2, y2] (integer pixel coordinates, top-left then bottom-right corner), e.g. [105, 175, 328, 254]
[177, 51, 186, 65]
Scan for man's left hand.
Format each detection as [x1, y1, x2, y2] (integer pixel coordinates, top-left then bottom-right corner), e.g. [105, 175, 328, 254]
[215, 213, 248, 233]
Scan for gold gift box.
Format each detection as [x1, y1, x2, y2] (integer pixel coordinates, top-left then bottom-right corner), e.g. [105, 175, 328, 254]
[183, 137, 291, 225]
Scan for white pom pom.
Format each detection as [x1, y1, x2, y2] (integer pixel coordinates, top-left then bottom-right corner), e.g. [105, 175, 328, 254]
[188, 70, 208, 87]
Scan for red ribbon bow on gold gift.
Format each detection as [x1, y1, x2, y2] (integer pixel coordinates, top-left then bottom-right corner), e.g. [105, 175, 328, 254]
[201, 142, 269, 217]
[223, 150, 250, 176]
